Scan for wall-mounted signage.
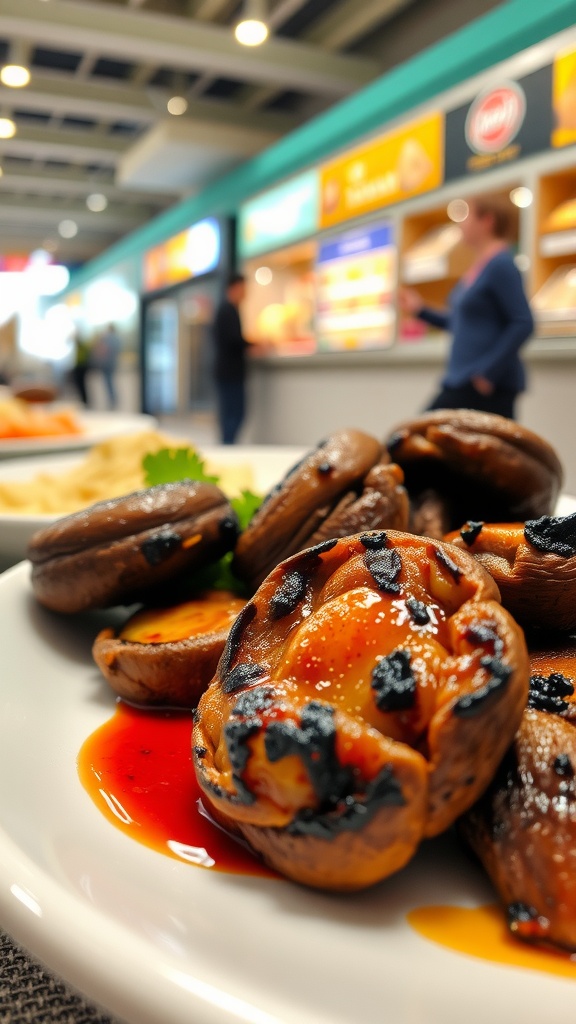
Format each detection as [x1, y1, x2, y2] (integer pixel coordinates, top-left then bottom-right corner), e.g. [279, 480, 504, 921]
[319, 113, 444, 231]
[238, 170, 319, 260]
[552, 45, 576, 148]
[316, 223, 396, 351]
[143, 218, 221, 293]
[445, 64, 553, 179]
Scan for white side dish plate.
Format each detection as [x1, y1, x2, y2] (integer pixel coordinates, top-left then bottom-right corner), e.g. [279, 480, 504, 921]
[0, 410, 158, 458]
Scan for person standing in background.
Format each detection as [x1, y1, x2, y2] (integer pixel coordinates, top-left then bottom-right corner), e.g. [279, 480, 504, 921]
[212, 273, 250, 445]
[71, 329, 91, 406]
[94, 323, 121, 409]
[399, 196, 534, 420]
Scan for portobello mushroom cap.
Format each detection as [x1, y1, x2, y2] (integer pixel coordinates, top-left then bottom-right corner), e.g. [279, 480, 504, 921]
[194, 530, 529, 891]
[93, 590, 247, 708]
[386, 409, 563, 532]
[28, 481, 238, 613]
[462, 639, 576, 952]
[446, 512, 576, 631]
[232, 428, 409, 590]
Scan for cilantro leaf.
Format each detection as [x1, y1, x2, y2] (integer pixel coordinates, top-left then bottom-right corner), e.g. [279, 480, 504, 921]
[143, 447, 219, 487]
[231, 489, 263, 531]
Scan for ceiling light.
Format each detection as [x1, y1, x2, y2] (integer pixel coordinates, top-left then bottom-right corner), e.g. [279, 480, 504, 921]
[509, 186, 533, 208]
[86, 192, 108, 212]
[58, 219, 78, 239]
[0, 118, 16, 139]
[0, 65, 30, 88]
[447, 199, 469, 223]
[255, 266, 273, 285]
[167, 95, 188, 116]
[235, 0, 269, 46]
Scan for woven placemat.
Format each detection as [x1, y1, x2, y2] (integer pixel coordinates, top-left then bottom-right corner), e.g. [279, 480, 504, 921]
[0, 932, 122, 1024]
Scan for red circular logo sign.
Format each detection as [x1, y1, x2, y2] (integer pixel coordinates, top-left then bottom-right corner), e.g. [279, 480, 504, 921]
[465, 83, 526, 155]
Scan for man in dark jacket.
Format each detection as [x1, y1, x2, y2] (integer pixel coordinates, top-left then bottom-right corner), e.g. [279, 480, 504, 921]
[212, 273, 250, 444]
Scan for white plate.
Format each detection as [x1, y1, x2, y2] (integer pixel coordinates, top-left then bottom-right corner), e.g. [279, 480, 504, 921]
[0, 444, 307, 568]
[0, 410, 158, 459]
[1, 504, 576, 1023]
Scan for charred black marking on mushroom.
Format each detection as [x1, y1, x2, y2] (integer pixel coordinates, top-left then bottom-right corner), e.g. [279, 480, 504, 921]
[218, 602, 257, 677]
[224, 720, 259, 778]
[286, 764, 405, 839]
[465, 623, 504, 659]
[300, 539, 338, 561]
[221, 687, 276, 805]
[507, 903, 543, 935]
[317, 461, 333, 475]
[553, 754, 574, 777]
[453, 656, 512, 718]
[434, 546, 462, 580]
[141, 530, 182, 566]
[269, 570, 308, 620]
[193, 745, 207, 759]
[360, 531, 389, 550]
[524, 513, 576, 559]
[371, 650, 416, 712]
[460, 521, 484, 546]
[528, 673, 574, 714]
[222, 662, 268, 695]
[365, 546, 402, 594]
[231, 686, 275, 719]
[406, 597, 430, 626]
[219, 514, 239, 543]
[265, 702, 353, 805]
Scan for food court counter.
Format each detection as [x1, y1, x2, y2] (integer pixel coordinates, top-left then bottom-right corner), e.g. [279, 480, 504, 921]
[246, 338, 576, 496]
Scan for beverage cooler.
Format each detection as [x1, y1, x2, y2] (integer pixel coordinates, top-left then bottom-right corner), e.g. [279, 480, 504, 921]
[140, 217, 230, 416]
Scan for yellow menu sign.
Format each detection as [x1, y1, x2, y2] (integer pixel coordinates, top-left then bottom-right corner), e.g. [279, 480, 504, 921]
[319, 112, 444, 230]
[552, 46, 576, 148]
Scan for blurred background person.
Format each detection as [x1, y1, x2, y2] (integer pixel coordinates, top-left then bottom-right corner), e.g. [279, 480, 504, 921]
[399, 195, 534, 420]
[71, 328, 92, 406]
[212, 273, 250, 445]
[93, 322, 121, 409]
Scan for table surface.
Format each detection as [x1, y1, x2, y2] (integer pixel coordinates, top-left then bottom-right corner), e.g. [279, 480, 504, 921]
[0, 931, 121, 1023]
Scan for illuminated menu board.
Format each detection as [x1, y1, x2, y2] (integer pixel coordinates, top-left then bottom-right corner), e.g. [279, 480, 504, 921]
[316, 224, 396, 351]
[143, 218, 221, 293]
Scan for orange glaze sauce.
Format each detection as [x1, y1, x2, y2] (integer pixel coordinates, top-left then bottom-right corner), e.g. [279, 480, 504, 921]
[408, 904, 576, 979]
[78, 701, 275, 878]
[119, 590, 246, 645]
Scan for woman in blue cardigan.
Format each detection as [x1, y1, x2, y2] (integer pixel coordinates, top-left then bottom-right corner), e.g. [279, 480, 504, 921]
[399, 196, 534, 420]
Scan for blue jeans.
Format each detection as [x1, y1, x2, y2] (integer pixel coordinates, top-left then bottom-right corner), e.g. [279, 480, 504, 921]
[427, 382, 518, 420]
[216, 377, 246, 445]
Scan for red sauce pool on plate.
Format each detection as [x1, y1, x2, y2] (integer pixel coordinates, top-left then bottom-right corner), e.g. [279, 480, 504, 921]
[79, 707, 576, 979]
[77, 702, 275, 878]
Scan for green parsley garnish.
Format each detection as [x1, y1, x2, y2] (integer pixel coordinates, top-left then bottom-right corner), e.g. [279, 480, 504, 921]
[141, 446, 262, 596]
[143, 447, 219, 487]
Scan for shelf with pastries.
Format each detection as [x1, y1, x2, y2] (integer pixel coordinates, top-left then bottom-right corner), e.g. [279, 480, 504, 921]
[533, 166, 576, 335]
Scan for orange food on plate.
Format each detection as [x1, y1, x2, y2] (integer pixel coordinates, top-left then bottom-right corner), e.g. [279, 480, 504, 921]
[0, 399, 82, 439]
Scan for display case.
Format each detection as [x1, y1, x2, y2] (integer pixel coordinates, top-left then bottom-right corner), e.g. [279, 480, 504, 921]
[533, 166, 576, 334]
[243, 240, 317, 356]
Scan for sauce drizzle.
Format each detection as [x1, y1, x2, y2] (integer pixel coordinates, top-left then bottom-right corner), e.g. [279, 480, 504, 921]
[409, 903, 576, 979]
[77, 702, 275, 878]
